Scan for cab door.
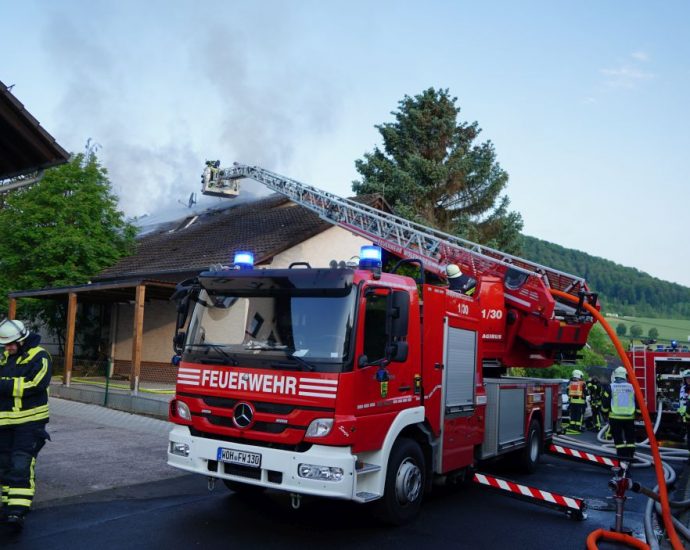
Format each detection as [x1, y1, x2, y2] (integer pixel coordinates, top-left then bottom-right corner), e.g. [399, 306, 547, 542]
[350, 284, 419, 452]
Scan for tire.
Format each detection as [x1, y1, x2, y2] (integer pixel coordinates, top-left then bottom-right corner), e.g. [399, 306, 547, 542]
[519, 418, 542, 474]
[223, 479, 265, 495]
[375, 438, 425, 525]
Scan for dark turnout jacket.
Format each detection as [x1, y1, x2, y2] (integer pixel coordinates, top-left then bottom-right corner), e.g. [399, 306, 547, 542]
[0, 333, 51, 426]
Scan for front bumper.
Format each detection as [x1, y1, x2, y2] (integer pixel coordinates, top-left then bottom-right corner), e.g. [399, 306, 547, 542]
[168, 425, 357, 499]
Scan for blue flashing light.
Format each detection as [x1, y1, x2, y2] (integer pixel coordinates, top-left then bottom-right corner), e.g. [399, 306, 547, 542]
[359, 245, 382, 272]
[233, 251, 254, 269]
[672, 340, 678, 350]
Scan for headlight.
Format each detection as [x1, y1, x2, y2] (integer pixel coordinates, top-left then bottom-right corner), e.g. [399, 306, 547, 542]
[298, 464, 343, 482]
[176, 400, 192, 421]
[305, 418, 333, 438]
[169, 441, 190, 457]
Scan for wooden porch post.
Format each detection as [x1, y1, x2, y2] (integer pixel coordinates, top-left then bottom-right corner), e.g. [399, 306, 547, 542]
[130, 284, 146, 392]
[7, 297, 16, 320]
[64, 293, 77, 387]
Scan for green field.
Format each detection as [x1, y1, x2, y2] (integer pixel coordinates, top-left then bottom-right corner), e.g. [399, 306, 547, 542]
[603, 314, 690, 344]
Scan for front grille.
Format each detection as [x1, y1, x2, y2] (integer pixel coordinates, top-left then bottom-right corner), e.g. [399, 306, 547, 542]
[205, 415, 303, 434]
[205, 397, 333, 415]
[190, 427, 313, 453]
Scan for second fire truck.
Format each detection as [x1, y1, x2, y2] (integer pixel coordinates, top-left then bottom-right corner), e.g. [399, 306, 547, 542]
[167, 163, 598, 523]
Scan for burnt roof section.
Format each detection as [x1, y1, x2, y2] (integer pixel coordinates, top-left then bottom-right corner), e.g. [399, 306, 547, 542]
[96, 193, 388, 282]
[0, 80, 70, 180]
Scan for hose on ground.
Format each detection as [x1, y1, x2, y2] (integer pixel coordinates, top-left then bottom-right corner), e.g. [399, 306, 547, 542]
[550, 289, 684, 550]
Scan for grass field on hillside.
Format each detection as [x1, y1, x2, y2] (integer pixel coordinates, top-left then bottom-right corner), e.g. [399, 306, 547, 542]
[603, 314, 690, 344]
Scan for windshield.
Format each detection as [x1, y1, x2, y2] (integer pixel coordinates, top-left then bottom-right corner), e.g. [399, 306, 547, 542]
[184, 288, 357, 373]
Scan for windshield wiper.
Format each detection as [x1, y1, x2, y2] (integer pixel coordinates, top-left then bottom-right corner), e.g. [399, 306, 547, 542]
[270, 354, 315, 372]
[187, 344, 238, 366]
[289, 353, 316, 372]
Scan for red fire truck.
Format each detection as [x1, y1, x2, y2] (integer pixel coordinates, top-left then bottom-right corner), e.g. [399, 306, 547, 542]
[628, 341, 690, 440]
[167, 163, 598, 523]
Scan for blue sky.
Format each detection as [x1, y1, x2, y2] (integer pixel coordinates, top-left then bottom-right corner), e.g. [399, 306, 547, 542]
[2, 1, 689, 286]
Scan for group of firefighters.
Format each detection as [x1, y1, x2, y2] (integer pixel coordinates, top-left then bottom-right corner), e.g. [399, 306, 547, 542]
[566, 366, 690, 464]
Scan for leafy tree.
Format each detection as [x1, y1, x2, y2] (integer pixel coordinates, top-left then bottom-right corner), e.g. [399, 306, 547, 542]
[0, 153, 136, 350]
[616, 323, 627, 337]
[648, 327, 659, 340]
[630, 325, 643, 338]
[353, 88, 523, 253]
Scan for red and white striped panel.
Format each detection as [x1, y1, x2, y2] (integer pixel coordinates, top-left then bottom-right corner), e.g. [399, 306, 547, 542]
[549, 444, 619, 467]
[472, 473, 584, 513]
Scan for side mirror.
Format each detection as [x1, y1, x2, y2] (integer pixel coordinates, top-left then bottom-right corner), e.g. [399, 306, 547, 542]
[388, 291, 409, 338]
[176, 296, 190, 329]
[388, 341, 408, 363]
[173, 331, 186, 354]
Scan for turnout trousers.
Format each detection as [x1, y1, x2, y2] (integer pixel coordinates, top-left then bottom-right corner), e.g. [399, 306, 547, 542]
[567, 402, 585, 434]
[609, 418, 636, 460]
[0, 421, 50, 517]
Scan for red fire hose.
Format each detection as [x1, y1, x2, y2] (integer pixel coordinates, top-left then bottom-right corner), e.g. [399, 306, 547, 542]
[550, 289, 683, 550]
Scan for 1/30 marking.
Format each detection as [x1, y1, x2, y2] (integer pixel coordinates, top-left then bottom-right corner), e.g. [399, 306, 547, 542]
[481, 308, 503, 320]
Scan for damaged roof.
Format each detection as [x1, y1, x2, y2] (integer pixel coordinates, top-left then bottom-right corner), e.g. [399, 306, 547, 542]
[0, 80, 70, 180]
[96, 193, 387, 282]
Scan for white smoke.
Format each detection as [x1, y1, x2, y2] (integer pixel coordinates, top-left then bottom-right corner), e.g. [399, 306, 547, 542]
[39, 3, 340, 218]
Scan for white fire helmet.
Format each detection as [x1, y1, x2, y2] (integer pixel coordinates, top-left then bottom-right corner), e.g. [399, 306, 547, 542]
[0, 319, 29, 345]
[571, 369, 584, 380]
[613, 366, 628, 381]
[446, 264, 462, 279]
[681, 369, 690, 379]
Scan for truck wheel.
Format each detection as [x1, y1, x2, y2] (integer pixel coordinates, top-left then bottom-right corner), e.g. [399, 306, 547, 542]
[520, 418, 542, 473]
[375, 438, 425, 525]
[223, 479, 264, 495]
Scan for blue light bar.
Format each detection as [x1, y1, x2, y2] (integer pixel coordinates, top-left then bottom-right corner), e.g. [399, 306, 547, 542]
[360, 246, 382, 262]
[359, 246, 382, 274]
[233, 251, 254, 269]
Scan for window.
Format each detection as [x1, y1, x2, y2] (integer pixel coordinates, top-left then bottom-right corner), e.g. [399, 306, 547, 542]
[362, 292, 387, 363]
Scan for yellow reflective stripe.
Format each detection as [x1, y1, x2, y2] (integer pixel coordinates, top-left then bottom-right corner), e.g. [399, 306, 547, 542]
[0, 406, 49, 425]
[8, 488, 35, 497]
[0, 413, 50, 426]
[30, 457, 36, 491]
[0, 414, 50, 426]
[0, 404, 49, 419]
[13, 377, 22, 411]
[7, 498, 32, 507]
[21, 357, 48, 390]
[16, 347, 43, 365]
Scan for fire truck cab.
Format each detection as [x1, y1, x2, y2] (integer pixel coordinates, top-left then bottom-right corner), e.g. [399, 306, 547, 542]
[168, 250, 562, 524]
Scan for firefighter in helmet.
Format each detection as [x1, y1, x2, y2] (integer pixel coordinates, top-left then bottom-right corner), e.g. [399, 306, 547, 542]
[586, 375, 604, 432]
[678, 369, 690, 461]
[445, 264, 477, 296]
[566, 369, 587, 434]
[0, 319, 52, 532]
[604, 366, 638, 465]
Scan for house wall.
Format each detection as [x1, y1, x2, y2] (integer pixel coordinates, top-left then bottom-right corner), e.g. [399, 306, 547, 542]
[269, 225, 370, 268]
[112, 300, 177, 362]
[111, 226, 370, 383]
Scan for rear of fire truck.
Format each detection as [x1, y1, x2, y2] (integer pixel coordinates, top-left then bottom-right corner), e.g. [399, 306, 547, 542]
[628, 340, 690, 440]
[167, 247, 567, 524]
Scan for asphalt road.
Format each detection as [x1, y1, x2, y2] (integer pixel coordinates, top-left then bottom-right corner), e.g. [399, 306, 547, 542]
[0, 399, 677, 549]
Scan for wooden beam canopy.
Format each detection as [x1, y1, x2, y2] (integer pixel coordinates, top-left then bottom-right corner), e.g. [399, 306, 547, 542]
[64, 292, 77, 387]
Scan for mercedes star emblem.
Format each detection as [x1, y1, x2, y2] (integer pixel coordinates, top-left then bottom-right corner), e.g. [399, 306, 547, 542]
[233, 402, 254, 429]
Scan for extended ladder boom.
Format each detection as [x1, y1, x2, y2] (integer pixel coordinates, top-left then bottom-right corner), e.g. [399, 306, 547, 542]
[202, 162, 590, 314]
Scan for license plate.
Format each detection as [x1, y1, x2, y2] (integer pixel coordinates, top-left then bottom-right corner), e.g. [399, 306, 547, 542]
[217, 447, 262, 468]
